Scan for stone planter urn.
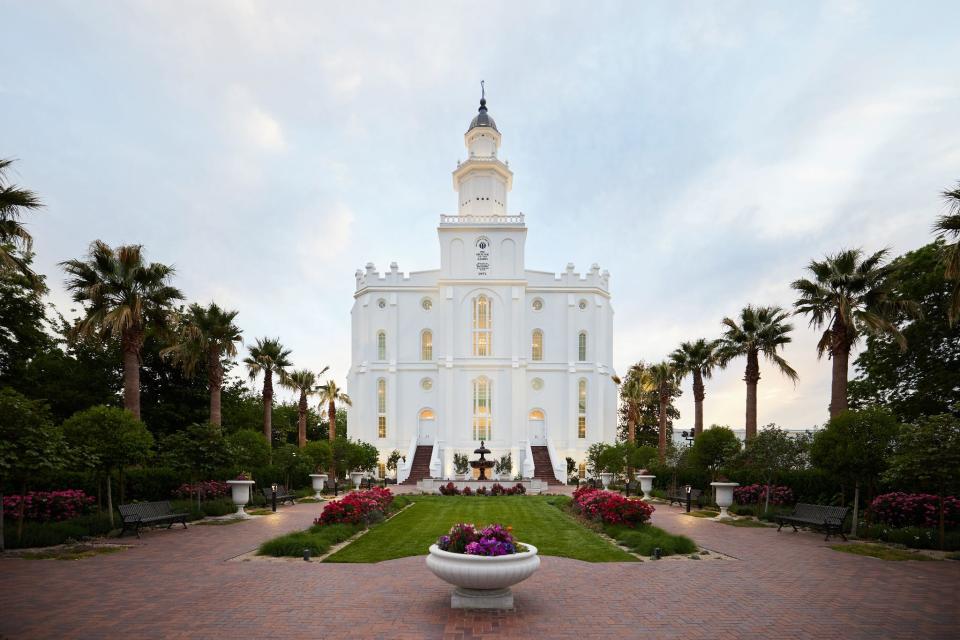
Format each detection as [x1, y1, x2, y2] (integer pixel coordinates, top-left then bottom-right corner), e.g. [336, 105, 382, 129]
[711, 481, 739, 518]
[350, 471, 365, 490]
[309, 474, 328, 499]
[636, 475, 655, 501]
[600, 472, 613, 490]
[226, 480, 255, 519]
[426, 543, 540, 609]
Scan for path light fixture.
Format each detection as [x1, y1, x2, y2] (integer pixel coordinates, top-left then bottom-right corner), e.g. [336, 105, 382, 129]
[271, 483, 278, 512]
[653, 547, 662, 560]
[303, 549, 312, 562]
[686, 484, 693, 513]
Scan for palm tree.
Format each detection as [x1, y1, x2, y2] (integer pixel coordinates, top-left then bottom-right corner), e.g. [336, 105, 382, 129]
[720, 305, 798, 440]
[620, 363, 648, 445]
[244, 338, 292, 443]
[61, 241, 183, 419]
[934, 182, 960, 324]
[647, 361, 678, 464]
[670, 339, 723, 437]
[317, 379, 351, 442]
[162, 302, 243, 426]
[0, 158, 44, 289]
[281, 367, 329, 448]
[792, 248, 913, 418]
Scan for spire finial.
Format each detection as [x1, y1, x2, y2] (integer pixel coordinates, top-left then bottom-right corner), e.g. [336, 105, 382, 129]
[479, 80, 487, 111]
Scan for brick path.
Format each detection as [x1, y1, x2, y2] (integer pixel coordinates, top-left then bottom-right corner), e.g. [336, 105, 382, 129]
[1, 497, 957, 639]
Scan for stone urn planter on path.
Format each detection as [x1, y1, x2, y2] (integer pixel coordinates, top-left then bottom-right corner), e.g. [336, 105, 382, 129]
[309, 474, 328, 499]
[600, 472, 613, 490]
[426, 543, 540, 609]
[350, 471, 365, 490]
[711, 481, 739, 518]
[226, 479, 255, 519]
[636, 475, 655, 501]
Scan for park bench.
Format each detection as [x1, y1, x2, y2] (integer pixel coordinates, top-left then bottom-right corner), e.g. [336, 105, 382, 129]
[667, 486, 702, 507]
[118, 501, 189, 538]
[775, 503, 850, 541]
[260, 486, 296, 506]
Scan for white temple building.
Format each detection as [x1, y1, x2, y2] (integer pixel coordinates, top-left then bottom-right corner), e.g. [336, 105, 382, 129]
[346, 93, 617, 486]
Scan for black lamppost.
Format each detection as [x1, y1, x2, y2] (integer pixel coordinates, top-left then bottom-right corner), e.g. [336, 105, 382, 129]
[270, 482, 278, 512]
[681, 429, 695, 445]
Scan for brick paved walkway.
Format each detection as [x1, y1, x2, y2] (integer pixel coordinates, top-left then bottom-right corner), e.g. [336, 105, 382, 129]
[1, 498, 957, 639]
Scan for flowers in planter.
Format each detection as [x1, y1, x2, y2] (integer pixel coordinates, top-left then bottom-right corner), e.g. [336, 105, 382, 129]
[869, 492, 959, 529]
[436, 522, 527, 556]
[571, 486, 654, 527]
[314, 487, 394, 526]
[733, 484, 794, 506]
[439, 482, 527, 496]
[2, 490, 95, 522]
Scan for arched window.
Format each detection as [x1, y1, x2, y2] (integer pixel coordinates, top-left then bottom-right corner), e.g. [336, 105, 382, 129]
[377, 330, 386, 360]
[528, 409, 545, 420]
[421, 329, 433, 360]
[377, 379, 387, 438]
[472, 377, 492, 440]
[419, 408, 435, 420]
[472, 295, 491, 356]
[578, 379, 587, 438]
[531, 329, 543, 361]
[578, 331, 587, 362]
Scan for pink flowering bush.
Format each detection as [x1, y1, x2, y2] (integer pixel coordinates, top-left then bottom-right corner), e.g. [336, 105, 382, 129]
[869, 492, 959, 529]
[571, 486, 654, 527]
[173, 480, 229, 500]
[733, 484, 794, 506]
[438, 482, 527, 496]
[2, 490, 96, 522]
[314, 487, 394, 526]
[436, 522, 527, 556]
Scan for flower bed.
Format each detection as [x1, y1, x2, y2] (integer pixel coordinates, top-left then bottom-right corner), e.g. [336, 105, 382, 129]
[438, 482, 527, 496]
[733, 484, 794, 506]
[436, 522, 527, 556]
[571, 486, 654, 527]
[315, 487, 394, 526]
[2, 490, 95, 522]
[869, 492, 959, 529]
[173, 480, 230, 500]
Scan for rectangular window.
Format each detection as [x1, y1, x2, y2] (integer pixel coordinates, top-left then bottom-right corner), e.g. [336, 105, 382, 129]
[578, 379, 587, 438]
[578, 332, 587, 362]
[421, 330, 433, 360]
[377, 331, 386, 360]
[532, 330, 543, 361]
[377, 379, 386, 438]
[472, 378, 491, 440]
[473, 296, 491, 356]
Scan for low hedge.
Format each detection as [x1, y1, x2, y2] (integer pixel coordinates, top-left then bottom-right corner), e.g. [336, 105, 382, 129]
[605, 524, 697, 556]
[859, 525, 960, 551]
[258, 523, 363, 557]
[2, 513, 115, 550]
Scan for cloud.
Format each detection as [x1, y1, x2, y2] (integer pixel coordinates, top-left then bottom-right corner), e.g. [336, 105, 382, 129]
[296, 202, 356, 274]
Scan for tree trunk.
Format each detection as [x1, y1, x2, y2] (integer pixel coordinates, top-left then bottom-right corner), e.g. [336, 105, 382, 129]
[298, 391, 308, 448]
[208, 348, 223, 426]
[851, 481, 860, 538]
[328, 400, 337, 441]
[829, 327, 850, 419]
[627, 411, 636, 443]
[764, 480, 772, 514]
[658, 390, 668, 464]
[692, 370, 705, 436]
[744, 350, 760, 440]
[121, 330, 143, 420]
[106, 472, 115, 528]
[262, 369, 273, 443]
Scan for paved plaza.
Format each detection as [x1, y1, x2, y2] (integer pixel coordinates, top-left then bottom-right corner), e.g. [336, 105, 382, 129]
[2, 495, 957, 639]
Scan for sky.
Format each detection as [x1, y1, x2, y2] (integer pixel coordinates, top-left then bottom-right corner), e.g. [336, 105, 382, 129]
[2, 1, 959, 430]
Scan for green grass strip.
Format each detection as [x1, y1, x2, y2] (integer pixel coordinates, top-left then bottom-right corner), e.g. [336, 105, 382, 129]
[830, 543, 935, 561]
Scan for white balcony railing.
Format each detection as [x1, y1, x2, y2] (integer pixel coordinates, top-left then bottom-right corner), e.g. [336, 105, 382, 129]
[439, 214, 525, 225]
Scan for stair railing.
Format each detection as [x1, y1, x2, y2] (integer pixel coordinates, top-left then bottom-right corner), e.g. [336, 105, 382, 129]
[429, 440, 444, 479]
[545, 437, 567, 484]
[396, 433, 418, 484]
[520, 440, 535, 479]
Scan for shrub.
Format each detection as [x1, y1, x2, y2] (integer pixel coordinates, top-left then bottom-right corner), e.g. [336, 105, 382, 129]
[2, 490, 95, 522]
[859, 524, 960, 551]
[462, 486, 473, 496]
[869, 493, 959, 529]
[173, 480, 229, 501]
[314, 487, 393, 526]
[124, 467, 186, 501]
[439, 482, 460, 496]
[733, 484, 794, 506]
[606, 524, 697, 556]
[2, 513, 115, 550]
[571, 486, 654, 527]
[258, 523, 363, 557]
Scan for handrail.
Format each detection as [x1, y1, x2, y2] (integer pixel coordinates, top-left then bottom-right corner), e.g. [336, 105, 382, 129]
[396, 433, 418, 484]
[521, 440, 535, 479]
[545, 438, 567, 484]
[429, 440, 444, 479]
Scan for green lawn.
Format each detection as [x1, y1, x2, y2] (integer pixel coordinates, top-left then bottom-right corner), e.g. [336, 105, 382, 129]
[324, 495, 637, 563]
[830, 543, 936, 561]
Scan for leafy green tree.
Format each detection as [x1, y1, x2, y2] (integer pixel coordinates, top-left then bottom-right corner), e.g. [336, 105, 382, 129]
[0, 252, 52, 386]
[0, 158, 45, 289]
[617, 360, 681, 449]
[792, 248, 913, 419]
[386, 449, 402, 476]
[720, 305, 798, 439]
[349, 440, 380, 473]
[61, 241, 184, 420]
[585, 442, 612, 478]
[670, 338, 723, 437]
[163, 302, 243, 427]
[810, 408, 900, 537]
[159, 423, 231, 503]
[243, 337, 292, 443]
[849, 242, 960, 422]
[62, 405, 154, 526]
[303, 440, 333, 473]
[281, 367, 329, 448]
[226, 429, 271, 472]
[330, 438, 355, 480]
[627, 445, 658, 472]
[737, 425, 802, 513]
[934, 181, 960, 324]
[272, 444, 310, 488]
[0, 388, 70, 548]
[689, 425, 741, 482]
[884, 412, 960, 549]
